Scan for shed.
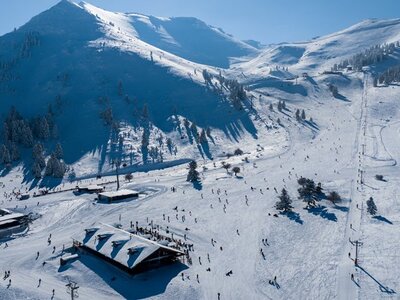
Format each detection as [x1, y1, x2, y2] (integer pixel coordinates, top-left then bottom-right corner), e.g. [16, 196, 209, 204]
[18, 194, 30, 200]
[76, 185, 104, 194]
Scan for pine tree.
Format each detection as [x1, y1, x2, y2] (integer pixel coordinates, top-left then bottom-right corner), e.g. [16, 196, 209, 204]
[45, 155, 54, 176]
[100, 108, 113, 126]
[275, 188, 293, 212]
[327, 191, 341, 204]
[191, 123, 198, 140]
[301, 109, 306, 120]
[32, 161, 42, 178]
[141, 130, 149, 149]
[21, 124, 34, 147]
[166, 138, 173, 153]
[298, 177, 318, 207]
[366, 197, 377, 215]
[52, 157, 66, 178]
[232, 166, 240, 176]
[32, 143, 46, 168]
[295, 109, 300, 121]
[142, 104, 149, 119]
[277, 101, 283, 112]
[222, 162, 231, 173]
[269, 103, 274, 111]
[118, 80, 123, 96]
[206, 127, 211, 138]
[9, 143, 20, 161]
[187, 160, 200, 182]
[199, 129, 207, 144]
[54, 142, 63, 159]
[0, 144, 11, 164]
[38, 116, 50, 139]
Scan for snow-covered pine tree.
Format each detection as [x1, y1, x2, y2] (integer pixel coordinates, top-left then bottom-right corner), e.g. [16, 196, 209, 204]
[199, 129, 207, 144]
[295, 109, 300, 121]
[275, 188, 293, 212]
[366, 197, 377, 215]
[269, 103, 274, 111]
[277, 101, 283, 112]
[32, 143, 46, 168]
[52, 156, 66, 178]
[32, 161, 42, 178]
[45, 155, 54, 176]
[298, 177, 318, 207]
[8, 142, 20, 161]
[54, 142, 63, 159]
[0, 144, 11, 164]
[187, 160, 200, 182]
[38, 116, 50, 139]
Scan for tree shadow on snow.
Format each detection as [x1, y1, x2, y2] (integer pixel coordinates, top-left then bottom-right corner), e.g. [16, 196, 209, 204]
[192, 181, 202, 191]
[373, 215, 393, 225]
[305, 205, 337, 222]
[333, 93, 350, 102]
[281, 211, 304, 225]
[331, 204, 349, 212]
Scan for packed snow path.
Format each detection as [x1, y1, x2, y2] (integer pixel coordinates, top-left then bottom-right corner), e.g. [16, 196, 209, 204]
[336, 73, 369, 299]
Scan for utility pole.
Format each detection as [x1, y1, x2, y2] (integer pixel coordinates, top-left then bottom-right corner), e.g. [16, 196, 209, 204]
[66, 278, 79, 300]
[115, 159, 121, 190]
[349, 238, 363, 266]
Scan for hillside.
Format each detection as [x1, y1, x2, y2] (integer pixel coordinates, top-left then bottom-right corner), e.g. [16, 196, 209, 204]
[0, 0, 265, 178]
[231, 18, 400, 81]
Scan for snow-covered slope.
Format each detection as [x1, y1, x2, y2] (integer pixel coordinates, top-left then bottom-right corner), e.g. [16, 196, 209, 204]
[0, 0, 263, 176]
[232, 18, 400, 80]
[81, 1, 257, 68]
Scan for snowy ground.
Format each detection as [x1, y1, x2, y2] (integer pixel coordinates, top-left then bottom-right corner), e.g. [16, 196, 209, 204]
[0, 70, 399, 300]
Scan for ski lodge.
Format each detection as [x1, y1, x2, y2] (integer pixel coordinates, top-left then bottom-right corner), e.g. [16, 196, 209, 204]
[97, 189, 139, 202]
[72, 223, 185, 275]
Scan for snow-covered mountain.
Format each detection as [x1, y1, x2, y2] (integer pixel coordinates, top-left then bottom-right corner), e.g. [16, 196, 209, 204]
[1, 2, 400, 300]
[0, 0, 261, 175]
[1, 1, 400, 178]
[232, 18, 400, 81]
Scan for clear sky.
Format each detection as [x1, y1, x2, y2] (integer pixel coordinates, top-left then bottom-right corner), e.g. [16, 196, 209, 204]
[1, 0, 399, 44]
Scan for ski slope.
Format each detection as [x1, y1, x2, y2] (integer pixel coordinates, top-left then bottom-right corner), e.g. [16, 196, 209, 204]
[1, 69, 399, 299]
[0, 2, 400, 299]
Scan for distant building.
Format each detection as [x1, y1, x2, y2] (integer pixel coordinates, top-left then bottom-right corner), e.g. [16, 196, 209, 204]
[0, 209, 28, 237]
[98, 189, 139, 202]
[72, 223, 185, 274]
[18, 194, 30, 200]
[76, 185, 104, 194]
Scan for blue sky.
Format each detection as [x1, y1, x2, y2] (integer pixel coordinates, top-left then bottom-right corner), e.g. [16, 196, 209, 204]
[1, 0, 399, 44]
